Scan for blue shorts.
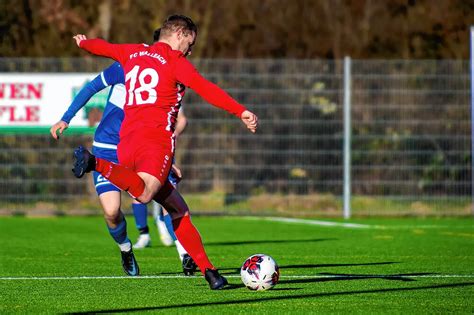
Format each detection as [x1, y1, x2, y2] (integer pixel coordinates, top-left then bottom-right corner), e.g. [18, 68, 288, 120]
[93, 171, 120, 196]
[92, 147, 120, 196]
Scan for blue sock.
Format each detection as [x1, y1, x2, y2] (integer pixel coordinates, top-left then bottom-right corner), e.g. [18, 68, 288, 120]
[163, 214, 177, 241]
[158, 206, 165, 221]
[108, 218, 130, 245]
[132, 203, 149, 234]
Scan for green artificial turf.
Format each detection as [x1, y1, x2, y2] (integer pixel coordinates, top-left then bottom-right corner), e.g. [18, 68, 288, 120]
[0, 216, 473, 313]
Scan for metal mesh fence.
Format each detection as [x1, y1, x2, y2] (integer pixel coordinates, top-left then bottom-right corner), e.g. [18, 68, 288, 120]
[350, 60, 470, 215]
[0, 58, 470, 216]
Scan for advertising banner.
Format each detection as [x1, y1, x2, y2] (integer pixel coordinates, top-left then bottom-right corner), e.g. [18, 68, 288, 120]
[0, 73, 109, 129]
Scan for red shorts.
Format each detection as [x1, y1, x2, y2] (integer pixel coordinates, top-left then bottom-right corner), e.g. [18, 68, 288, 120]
[117, 129, 175, 185]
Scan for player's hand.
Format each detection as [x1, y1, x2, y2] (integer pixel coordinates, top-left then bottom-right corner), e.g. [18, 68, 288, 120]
[171, 164, 182, 179]
[241, 110, 258, 133]
[170, 164, 183, 185]
[50, 120, 69, 140]
[73, 34, 87, 47]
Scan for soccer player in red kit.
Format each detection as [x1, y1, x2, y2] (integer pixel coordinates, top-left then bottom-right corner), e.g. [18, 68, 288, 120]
[71, 15, 258, 289]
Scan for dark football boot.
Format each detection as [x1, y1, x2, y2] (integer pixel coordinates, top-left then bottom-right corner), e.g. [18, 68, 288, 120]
[204, 269, 228, 290]
[182, 254, 198, 276]
[120, 248, 140, 276]
[72, 145, 96, 178]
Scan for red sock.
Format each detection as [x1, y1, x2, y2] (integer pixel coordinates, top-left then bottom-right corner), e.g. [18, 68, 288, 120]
[95, 158, 145, 198]
[173, 215, 214, 274]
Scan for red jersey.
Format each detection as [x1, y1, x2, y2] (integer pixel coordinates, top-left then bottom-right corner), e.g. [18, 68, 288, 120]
[79, 39, 246, 138]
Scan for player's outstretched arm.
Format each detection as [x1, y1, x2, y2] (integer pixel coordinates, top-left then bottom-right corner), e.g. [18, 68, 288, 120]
[51, 63, 123, 140]
[177, 61, 258, 132]
[241, 110, 258, 133]
[73, 34, 138, 65]
[50, 120, 69, 140]
[73, 34, 118, 59]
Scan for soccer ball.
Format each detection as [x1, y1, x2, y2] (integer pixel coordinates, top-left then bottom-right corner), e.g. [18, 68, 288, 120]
[240, 254, 280, 291]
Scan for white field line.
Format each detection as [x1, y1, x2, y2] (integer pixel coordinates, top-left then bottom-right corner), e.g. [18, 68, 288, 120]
[246, 216, 474, 230]
[1, 274, 474, 281]
[246, 217, 373, 229]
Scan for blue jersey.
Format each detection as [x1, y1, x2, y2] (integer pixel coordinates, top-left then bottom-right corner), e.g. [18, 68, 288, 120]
[61, 62, 125, 161]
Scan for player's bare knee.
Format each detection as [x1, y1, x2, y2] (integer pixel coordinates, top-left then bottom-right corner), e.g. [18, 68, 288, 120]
[136, 193, 153, 204]
[103, 211, 121, 226]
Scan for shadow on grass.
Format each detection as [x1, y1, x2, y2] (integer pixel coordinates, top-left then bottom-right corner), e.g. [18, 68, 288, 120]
[281, 261, 399, 269]
[159, 261, 399, 276]
[218, 261, 398, 275]
[69, 282, 474, 314]
[279, 272, 434, 284]
[204, 238, 336, 246]
[222, 272, 430, 289]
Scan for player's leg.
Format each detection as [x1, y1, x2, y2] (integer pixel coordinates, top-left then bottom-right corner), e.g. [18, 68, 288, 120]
[161, 164, 197, 275]
[152, 200, 196, 275]
[160, 207, 197, 275]
[73, 131, 175, 203]
[73, 146, 156, 203]
[132, 200, 151, 249]
[155, 183, 227, 289]
[76, 142, 221, 286]
[94, 172, 139, 276]
[153, 164, 180, 247]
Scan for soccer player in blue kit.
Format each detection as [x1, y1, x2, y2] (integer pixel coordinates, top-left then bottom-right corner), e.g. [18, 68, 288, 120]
[50, 59, 196, 276]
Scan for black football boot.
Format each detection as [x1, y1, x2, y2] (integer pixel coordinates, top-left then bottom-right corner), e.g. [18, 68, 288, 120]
[72, 145, 96, 178]
[120, 248, 140, 276]
[204, 269, 228, 290]
[182, 254, 198, 276]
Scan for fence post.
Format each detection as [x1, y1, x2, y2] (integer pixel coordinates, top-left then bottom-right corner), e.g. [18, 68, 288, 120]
[343, 56, 352, 219]
[471, 26, 474, 217]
